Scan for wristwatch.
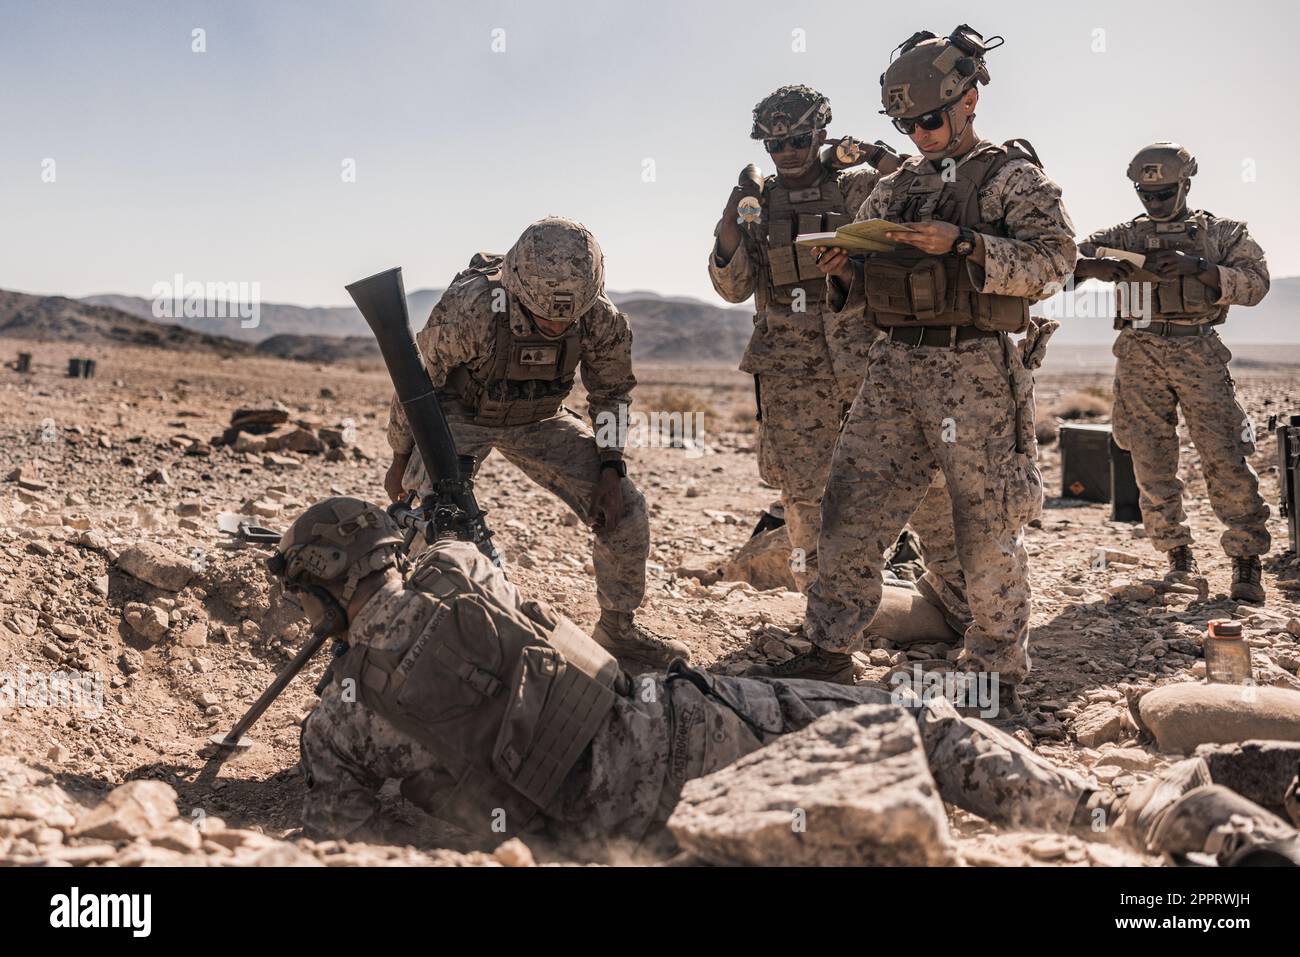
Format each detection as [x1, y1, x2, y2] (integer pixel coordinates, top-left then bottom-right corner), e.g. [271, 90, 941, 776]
[1197, 256, 1211, 274]
[954, 227, 977, 257]
[599, 459, 627, 478]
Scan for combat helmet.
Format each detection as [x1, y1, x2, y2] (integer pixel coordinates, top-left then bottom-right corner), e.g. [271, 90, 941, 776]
[501, 217, 605, 325]
[750, 85, 832, 140]
[880, 24, 1001, 122]
[1127, 142, 1197, 187]
[267, 497, 405, 608]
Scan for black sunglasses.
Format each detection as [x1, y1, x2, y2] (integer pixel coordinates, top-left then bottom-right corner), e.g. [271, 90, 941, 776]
[763, 132, 815, 153]
[1135, 184, 1180, 202]
[891, 110, 947, 135]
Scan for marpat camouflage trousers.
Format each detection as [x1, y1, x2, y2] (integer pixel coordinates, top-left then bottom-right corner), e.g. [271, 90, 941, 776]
[403, 405, 650, 613]
[1111, 329, 1270, 557]
[757, 373, 968, 617]
[756, 375, 848, 592]
[806, 335, 1042, 683]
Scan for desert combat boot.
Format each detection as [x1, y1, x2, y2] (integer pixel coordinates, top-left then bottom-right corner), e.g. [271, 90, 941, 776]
[1165, 545, 1198, 580]
[1230, 556, 1264, 603]
[745, 644, 856, 684]
[592, 611, 691, 668]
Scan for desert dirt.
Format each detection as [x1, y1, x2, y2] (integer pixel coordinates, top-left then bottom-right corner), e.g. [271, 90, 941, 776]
[1, 336, 1298, 867]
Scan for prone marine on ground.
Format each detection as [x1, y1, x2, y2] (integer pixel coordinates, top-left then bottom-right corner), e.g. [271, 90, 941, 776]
[750, 24, 1073, 715]
[1074, 142, 1271, 601]
[383, 216, 687, 667]
[269, 496, 1300, 866]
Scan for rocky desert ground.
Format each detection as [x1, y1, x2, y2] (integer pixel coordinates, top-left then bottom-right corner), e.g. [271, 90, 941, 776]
[1, 336, 1298, 867]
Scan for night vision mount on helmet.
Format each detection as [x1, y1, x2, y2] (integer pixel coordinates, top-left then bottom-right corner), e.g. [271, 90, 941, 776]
[879, 24, 1002, 153]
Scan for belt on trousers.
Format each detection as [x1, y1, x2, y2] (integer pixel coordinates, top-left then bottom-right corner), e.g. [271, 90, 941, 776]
[886, 326, 1000, 348]
[1120, 320, 1212, 338]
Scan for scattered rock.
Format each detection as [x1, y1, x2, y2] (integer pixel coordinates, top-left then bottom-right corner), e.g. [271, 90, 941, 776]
[1094, 747, 1155, 772]
[147, 820, 203, 853]
[493, 837, 535, 867]
[674, 557, 725, 585]
[1102, 550, 1142, 565]
[248, 842, 325, 866]
[229, 404, 290, 434]
[1110, 583, 1157, 603]
[178, 620, 208, 647]
[117, 542, 193, 591]
[1073, 703, 1125, 748]
[1026, 836, 1069, 861]
[123, 602, 169, 642]
[278, 428, 325, 454]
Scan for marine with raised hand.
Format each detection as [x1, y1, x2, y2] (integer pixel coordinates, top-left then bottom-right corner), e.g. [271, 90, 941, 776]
[1074, 143, 1271, 601]
[752, 26, 1075, 714]
[709, 85, 967, 634]
[384, 217, 688, 667]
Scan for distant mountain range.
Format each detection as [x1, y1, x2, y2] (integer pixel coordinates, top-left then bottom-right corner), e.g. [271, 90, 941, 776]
[79, 289, 756, 363]
[0, 289, 251, 354]
[1, 287, 754, 365]
[4, 274, 1294, 367]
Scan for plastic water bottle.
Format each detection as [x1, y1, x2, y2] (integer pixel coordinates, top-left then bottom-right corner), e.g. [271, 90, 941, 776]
[1205, 619, 1253, 685]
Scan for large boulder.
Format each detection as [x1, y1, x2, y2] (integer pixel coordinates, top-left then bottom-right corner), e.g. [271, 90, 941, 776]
[1138, 684, 1300, 754]
[666, 704, 957, 866]
[116, 542, 193, 592]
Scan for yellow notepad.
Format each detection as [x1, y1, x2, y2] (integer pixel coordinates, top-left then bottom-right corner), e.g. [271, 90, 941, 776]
[795, 219, 917, 253]
[1093, 246, 1147, 268]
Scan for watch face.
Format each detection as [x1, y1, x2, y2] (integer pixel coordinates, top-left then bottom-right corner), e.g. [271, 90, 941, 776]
[956, 240, 974, 255]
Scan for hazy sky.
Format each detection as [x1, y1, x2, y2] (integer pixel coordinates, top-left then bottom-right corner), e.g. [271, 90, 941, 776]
[3, 0, 1297, 307]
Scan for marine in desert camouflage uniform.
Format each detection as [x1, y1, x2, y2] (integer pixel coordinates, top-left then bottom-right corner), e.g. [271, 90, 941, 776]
[752, 26, 1074, 704]
[277, 498, 1299, 866]
[1075, 143, 1271, 601]
[384, 217, 687, 667]
[708, 85, 967, 625]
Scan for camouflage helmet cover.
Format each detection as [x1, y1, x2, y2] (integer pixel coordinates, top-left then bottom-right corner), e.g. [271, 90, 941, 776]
[1127, 142, 1198, 186]
[880, 28, 993, 118]
[502, 217, 605, 323]
[270, 497, 403, 599]
[750, 85, 832, 139]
